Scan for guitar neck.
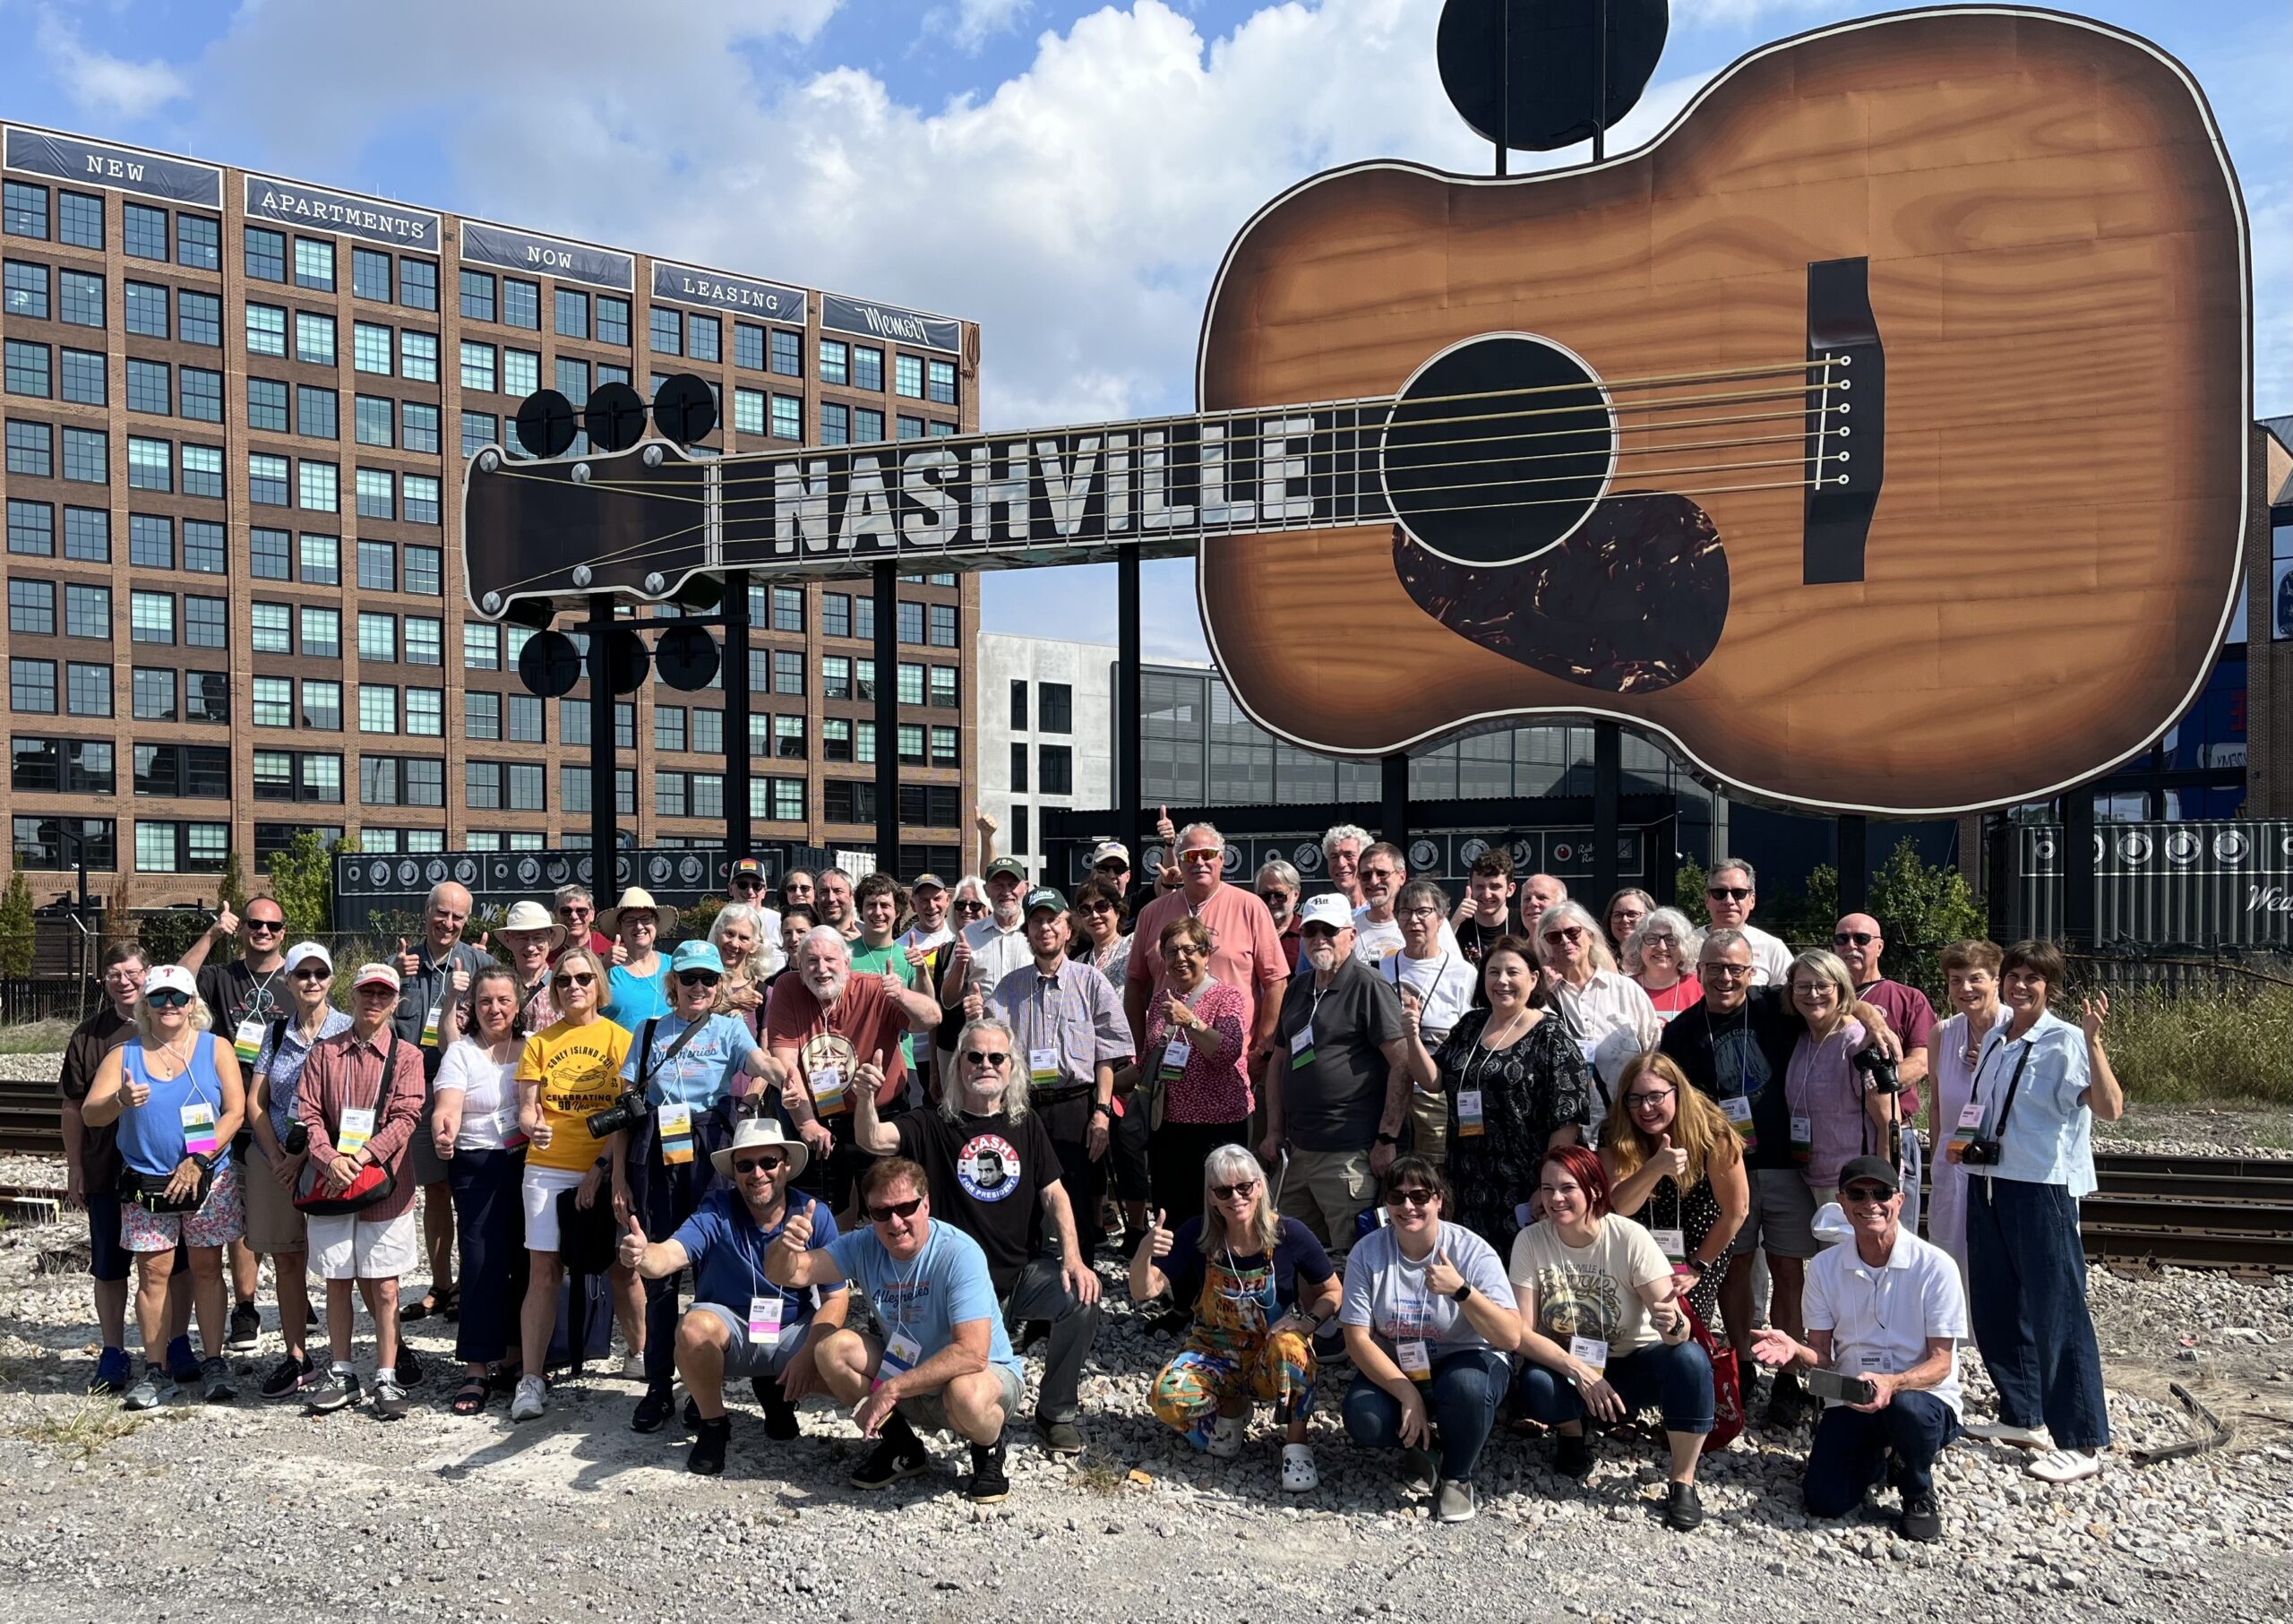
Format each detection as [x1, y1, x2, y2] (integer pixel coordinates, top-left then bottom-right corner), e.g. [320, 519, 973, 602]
[714, 400, 1398, 573]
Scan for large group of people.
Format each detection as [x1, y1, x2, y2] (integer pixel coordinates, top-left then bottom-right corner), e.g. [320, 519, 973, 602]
[54, 831, 2129, 1523]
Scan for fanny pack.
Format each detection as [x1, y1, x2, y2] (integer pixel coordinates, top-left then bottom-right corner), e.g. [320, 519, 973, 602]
[118, 1165, 213, 1216]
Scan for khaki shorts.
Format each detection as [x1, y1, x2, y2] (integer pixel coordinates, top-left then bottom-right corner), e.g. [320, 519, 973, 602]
[1280, 1146, 1376, 1253]
[1407, 1088, 1447, 1169]
[242, 1147, 309, 1256]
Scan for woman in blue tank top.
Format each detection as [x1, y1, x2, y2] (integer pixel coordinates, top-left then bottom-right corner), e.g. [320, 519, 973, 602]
[82, 964, 248, 1407]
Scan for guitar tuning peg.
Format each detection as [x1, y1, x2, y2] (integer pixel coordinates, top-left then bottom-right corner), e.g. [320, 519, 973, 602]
[645, 572, 666, 595]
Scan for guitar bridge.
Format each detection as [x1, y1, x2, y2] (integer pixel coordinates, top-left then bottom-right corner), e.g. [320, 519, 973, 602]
[1803, 256, 1885, 584]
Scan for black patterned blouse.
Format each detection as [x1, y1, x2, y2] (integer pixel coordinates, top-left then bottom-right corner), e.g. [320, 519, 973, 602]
[1436, 1009, 1593, 1261]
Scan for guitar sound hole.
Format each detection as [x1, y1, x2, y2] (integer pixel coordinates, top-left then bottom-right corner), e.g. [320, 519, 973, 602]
[1379, 333, 1615, 568]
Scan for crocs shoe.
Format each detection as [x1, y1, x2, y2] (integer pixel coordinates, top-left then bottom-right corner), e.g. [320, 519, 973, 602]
[1280, 1443, 1318, 1493]
[1205, 1413, 1246, 1460]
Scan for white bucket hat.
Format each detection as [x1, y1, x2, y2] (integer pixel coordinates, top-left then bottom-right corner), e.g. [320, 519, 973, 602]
[598, 886, 679, 940]
[709, 1114, 810, 1180]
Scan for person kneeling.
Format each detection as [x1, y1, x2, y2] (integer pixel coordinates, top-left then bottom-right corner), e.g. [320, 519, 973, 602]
[768, 1156, 1026, 1503]
[1751, 1155, 1965, 1542]
[618, 1118, 847, 1474]
[1511, 1146, 1713, 1531]
[1338, 1157, 1519, 1524]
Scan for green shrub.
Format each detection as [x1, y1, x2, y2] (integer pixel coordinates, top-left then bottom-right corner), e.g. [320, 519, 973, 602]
[2063, 975, 2293, 1106]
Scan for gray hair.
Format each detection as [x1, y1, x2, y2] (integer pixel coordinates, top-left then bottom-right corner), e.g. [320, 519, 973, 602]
[1620, 907, 1696, 976]
[553, 882, 594, 908]
[1396, 878, 1450, 917]
[1254, 858, 1301, 892]
[710, 901, 781, 974]
[797, 924, 851, 965]
[951, 873, 988, 904]
[1535, 900, 1618, 975]
[1709, 855, 1757, 889]
[1177, 821, 1224, 854]
[1698, 925, 1750, 965]
[1198, 1141, 1280, 1256]
[1320, 823, 1371, 862]
[942, 1018, 1029, 1123]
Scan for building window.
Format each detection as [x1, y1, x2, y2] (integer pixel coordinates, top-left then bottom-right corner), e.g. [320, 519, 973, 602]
[459, 270, 495, 322]
[769, 329, 802, 377]
[249, 529, 290, 580]
[56, 191, 103, 248]
[399, 401, 440, 455]
[1038, 682, 1073, 734]
[297, 460, 338, 512]
[354, 321, 393, 374]
[129, 514, 174, 570]
[295, 311, 335, 365]
[463, 622, 500, 670]
[64, 582, 107, 638]
[184, 595, 227, 649]
[246, 302, 287, 356]
[928, 358, 958, 405]
[465, 692, 501, 740]
[64, 661, 108, 717]
[10, 658, 56, 714]
[352, 393, 391, 447]
[649, 305, 682, 356]
[399, 259, 436, 311]
[4, 260, 47, 319]
[294, 237, 334, 291]
[655, 706, 687, 753]
[459, 340, 496, 394]
[176, 215, 219, 270]
[178, 366, 222, 423]
[897, 600, 925, 644]
[245, 226, 287, 282]
[63, 507, 107, 561]
[405, 687, 443, 736]
[774, 715, 805, 759]
[129, 666, 175, 720]
[356, 469, 396, 521]
[404, 616, 442, 665]
[403, 544, 442, 596]
[597, 296, 631, 347]
[297, 384, 338, 440]
[57, 270, 103, 328]
[507, 694, 543, 743]
[8, 578, 54, 634]
[183, 520, 225, 574]
[733, 387, 766, 436]
[7, 500, 52, 556]
[181, 443, 222, 500]
[460, 410, 498, 459]
[250, 602, 292, 655]
[1009, 741, 1030, 793]
[294, 533, 337, 585]
[501, 277, 539, 331]
[502, 348, 538, 398]
[820, 339, 848, 386]
[246, 376, 289, 433]
[898, 725, 926, 765]
[930, 666, 958, 709]
[687, 314, 721, 363]
[928, 603, 958, 647]
[769, 586, 804, 633]
[357, 539, 396, 592]
[545, 287, 587, 339]
[932, 726, 959, 768]
[4, 181, 50, 238]
[253, 676, 292, 727]
[4, 340, 49, 399]
[897, 415, 924, 441]
[177, 288, 220, 347]
[733, 323, 765, 371]
[771, 650, 804, 695]
[6, 421, 52, 477]
[299, 606, 339, 657]
[399, 331, 437, 382]
[897, 662, 925, 706]
[352, 245, 391, 301]
[770, 395, 802, 441]
[72, 429, 119, 485]
[300, 678, 340, 729]
[56, 348, 104, 406]
[13, 815, 116, 871]
[357, 611, 397, 663]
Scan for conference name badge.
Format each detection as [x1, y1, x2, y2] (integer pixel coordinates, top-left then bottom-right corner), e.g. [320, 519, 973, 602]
[1159, 1037, 1191, 1082]
[421, 1003, 443, 1048]
[1289, 1025, 1315, 1070]
[1028, 1047, 1061, 1087]
[233, 1018, 266, 1067]
[810, 1065, 847, 1117]
[1398, 1336, 1432, 1384]
[1790, 1114, 1813, 1166]
[1949, 1099, 1985, 1155]
[748, 1293, 784, 1348]
[179, 1101, 218, 1158]
[338, 1105, 375, 1156]
[1456, 1088, 1485, 1137]
[876, 1324, 924, 1389]
[1722, 1093, 1758, 1152]
[1652, 1227, 1687, 1264]
[658, 1101, 694, 1165]
[1569, 1335, 1610, 1376]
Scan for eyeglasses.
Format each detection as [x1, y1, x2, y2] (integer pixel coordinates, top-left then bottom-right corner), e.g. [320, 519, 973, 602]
[1833, 931, 1875, 947]
[245, 918, 285, 933]
[1706, 887, 1751, 902]
[146, 989, 191, 1010]
[1385, 1187, 1438, 1207]
[961, 1050, 1011, 1069]
[559, 972, 597, 987]
[1542, 925, 1585, 944]
[1627, 1088, 1676, 1110]
[676, 971, 721, 989]
[1167, 943, 1206, 958]
[623, 915, 657, 931]
[733, 1155, 786, 1176]
[1642, 931, 1677, 946]
[1402, 907, 1442, 922]
[868, 1197, 924, 1224]
[1842, 1185, 1894, 1205]
[290, 967, 331, 982]
[354, 984, 397, 998]
[1210, 1181, 1259, 1201]
[1701, 962, 1750, 978]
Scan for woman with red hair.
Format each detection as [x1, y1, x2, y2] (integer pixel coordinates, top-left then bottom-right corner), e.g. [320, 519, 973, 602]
[1509, 1144, 1714, 1532]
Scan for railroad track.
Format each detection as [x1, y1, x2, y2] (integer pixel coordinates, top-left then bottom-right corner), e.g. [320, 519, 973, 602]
[3, 1073, 2289, 1268]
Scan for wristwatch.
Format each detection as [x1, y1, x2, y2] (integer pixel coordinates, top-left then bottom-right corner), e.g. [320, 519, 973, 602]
[1375, 1130, 1400, 1147]
[186, 1151, 215, 1174]
[1450, 1282, 1474, 1305]
[1090, 1101, 1113, 1119]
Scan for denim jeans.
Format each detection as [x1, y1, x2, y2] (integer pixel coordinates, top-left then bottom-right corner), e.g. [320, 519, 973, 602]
[1515, 1336, 1714, 1435]
[1803, 1391, 1961, 1513]
[1963, 1175, 2109, 1451]
[1341, 1348, 1511, 1482]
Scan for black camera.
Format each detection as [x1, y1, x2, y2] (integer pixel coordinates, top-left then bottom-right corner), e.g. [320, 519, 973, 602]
[1960, 1138, 2004, 1166]
[1851, 1046, 1902, 1096]
[586, 1089, 651, 1139]
[281, 1121, 309, 1156]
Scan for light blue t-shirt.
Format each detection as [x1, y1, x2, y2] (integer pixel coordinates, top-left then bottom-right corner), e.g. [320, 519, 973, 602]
[604, 961, 671, 1028]
[825, 1219, 1024, 1382]
[618, 1010, 760, 1112]
[252, 1009, 355, 1143]
[1971, 1010, 2096, 1198]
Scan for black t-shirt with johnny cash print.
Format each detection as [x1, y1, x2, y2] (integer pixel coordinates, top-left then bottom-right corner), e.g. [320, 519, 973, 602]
[896, 1108, 1064, 1296]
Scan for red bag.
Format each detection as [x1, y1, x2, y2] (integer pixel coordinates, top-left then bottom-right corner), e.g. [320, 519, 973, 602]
[1683, 1297, 1744, 1454]
[295, 1160, 394, 1216]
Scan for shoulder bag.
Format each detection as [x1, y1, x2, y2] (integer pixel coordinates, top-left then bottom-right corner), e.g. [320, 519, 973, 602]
[296, 1033, 404, 1216]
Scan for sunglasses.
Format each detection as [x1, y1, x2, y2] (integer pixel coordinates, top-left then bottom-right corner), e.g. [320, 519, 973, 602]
[1542, 925, 1585, 944]
[1833, 931, 1876, 947]
[1706, 887, 1751, 901]
[355, 983, 398, 996]
[1385, 1187, 1438, 1207]
[1179, 850, 1221, 864]
[1080, 900, 1115, 914]
[953, 900, 988, 915]
[290, 967, 331, 982]
[1211, 1181, 1259, 1201]
[1627, 1088, 1676, 1110]
[559, 972, 597, 987]
[1701, 963, 1750, 978]
[146, 989, 191, 1009]
[245, 918, 285, 933]
[676, 971, 721, 988]
[1257, 890, 1293, 904]
[733, 1155, 786, 1175]
[1842, 1185, 1894, 1205]
[732, 878, 763, 890]
[868, 1197, 924, 1224]
[962, 1050, 1011, 1068]
[560, 907, 593, 918]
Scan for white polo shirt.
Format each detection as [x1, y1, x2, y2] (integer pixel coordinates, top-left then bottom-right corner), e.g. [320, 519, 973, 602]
[1801, 1224, 1968, 1416]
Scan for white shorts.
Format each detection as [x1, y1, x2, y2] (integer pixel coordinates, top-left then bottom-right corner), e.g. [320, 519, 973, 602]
[521, 1166, 587, 1252]
[305, 1208, 418, 1281]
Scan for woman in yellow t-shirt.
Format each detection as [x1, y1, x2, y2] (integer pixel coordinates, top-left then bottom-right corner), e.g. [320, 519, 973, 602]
[508, 945, 631, 1421]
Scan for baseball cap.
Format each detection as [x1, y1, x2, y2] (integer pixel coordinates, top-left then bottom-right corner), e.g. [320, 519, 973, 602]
[283, 941, 334, 975]
[143, 965, 197, 1001]
[985, 856, 1027, 882]
[730, 857, 765, 882]
[911, 873, 949, 895]
[1087, 841, 1130, 868]
[671, 941, 726, 977]
[1299, 894, 1353, 932]
[352, 962, 401, 992]
[1024, 886, 1067, 916]
[1836, 1155, 1901, 1192]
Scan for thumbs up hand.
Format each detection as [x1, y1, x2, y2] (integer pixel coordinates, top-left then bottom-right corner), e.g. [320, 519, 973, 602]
[395, 937, 420, 976]
[1657, 1130, 1688, 1181]
[1147, 1207, 1174, 1260]
[1155, 805, 1175, 843]
[855, 1049, 887, 1101]
[617, 1213, 648, 1271]
[1423, 1242, 1465, 1299]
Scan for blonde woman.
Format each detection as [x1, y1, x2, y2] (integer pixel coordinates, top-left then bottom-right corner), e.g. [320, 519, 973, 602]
[1783, 949, 1887, 1201]
[709, 901, 775, 1034]
[1535, 900, 1659, 1110]
[1599, 1052, 1748, 1328]
[1133, 1142, 1341, 1493]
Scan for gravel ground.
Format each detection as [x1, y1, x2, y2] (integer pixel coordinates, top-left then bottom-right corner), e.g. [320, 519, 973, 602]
[0, 1201, 2289, 1624]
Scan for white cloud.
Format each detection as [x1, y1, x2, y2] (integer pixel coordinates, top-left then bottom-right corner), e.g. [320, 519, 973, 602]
[932, 0, 1035, 52]
[33, 6, 187, 120]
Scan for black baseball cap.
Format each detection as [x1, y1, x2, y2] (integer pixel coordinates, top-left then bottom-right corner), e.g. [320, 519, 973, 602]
[1836, 1155, 1900, 1192]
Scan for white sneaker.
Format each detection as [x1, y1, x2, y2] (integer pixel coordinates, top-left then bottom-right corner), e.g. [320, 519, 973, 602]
[1962, 1418, 2052, 1448]
[2025, 1448, 2102, 1484]
[619, 1353, 648, 1381]
[510, 1373, 547, 1422]
[1206, 1413, 1245, 1460]
[1280, 1442, 1318, 1493]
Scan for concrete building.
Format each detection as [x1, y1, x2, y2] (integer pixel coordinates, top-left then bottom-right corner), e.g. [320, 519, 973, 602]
[1, 122, 980, 907]
[974, 632, 1119, 880]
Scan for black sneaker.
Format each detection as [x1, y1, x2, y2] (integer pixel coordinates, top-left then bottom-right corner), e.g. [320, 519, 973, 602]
[631, 1387, 676, 1433]
[966, 1435, 1011, 1503]
[849, 1428, 931, 1490]
[1901, 1491, 1944, 1543]
[260, 1353, 317, 1400]
[228, 1301, 261, 1351]
[686, 1395, 705, 1431]
[305, 1369, 362, 1414]
[201, 1354, 236, 1405]
[759, 1390, 801, 1443]
[688, 1416, 732, 1475]
[1765, 1370, 1810, 1431]
[1664, 1481, 1704, 1532]
[394, 1344, 425, 1389]
[1554, 1431, 1594, 1481]
[164, 1336, 201, 1385]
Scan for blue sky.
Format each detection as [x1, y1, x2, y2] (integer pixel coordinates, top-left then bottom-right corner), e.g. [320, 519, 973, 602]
[3, 0, 2282, 661]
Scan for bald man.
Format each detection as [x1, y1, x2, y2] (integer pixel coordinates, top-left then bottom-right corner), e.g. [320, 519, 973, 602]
[1831, 913, 1937, 1231]
[1522, 873, 1568, 923]
[391, 882, 496, 1323]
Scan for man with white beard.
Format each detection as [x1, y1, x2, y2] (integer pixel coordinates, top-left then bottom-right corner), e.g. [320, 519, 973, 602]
[765, 928, 940, 1215]
[937, 857, 1035, 1080]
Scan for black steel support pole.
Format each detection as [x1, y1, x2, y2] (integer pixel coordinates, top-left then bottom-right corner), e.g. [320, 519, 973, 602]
[1592, 721, 1621, 912]
[1117, 553, 1144, 875]
[2061, 786, 2096, 948]
[585, 596, 617, 907]
[872, 563, 900, 873]
[722, 570, 752, 858]
[1381, 752, 1410, 856]
[1837, 814, 1868, 915]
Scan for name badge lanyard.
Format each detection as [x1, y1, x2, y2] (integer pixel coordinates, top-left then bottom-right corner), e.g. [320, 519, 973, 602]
[874, 1245, 929, 1386]
[1969, 1034, 2035, 1192]
[1222, 1244, 1275, 1327]
[1030, 972, 1071, 1088]
[168, 1035, 220, 1156]
[1719, 1009, 1761, 1153]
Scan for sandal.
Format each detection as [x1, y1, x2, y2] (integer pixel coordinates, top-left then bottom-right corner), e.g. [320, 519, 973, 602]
[451, 1379, 490, 1416]
[399, 1293, 440, 1323]
[439, 1286, 461, 1324]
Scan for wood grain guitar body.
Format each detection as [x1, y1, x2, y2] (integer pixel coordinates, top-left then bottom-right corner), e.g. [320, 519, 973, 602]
[1195, 6, 2249, 815]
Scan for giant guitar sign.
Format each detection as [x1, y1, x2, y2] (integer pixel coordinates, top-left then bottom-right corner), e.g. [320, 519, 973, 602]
[463, 7, 2251, 818]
